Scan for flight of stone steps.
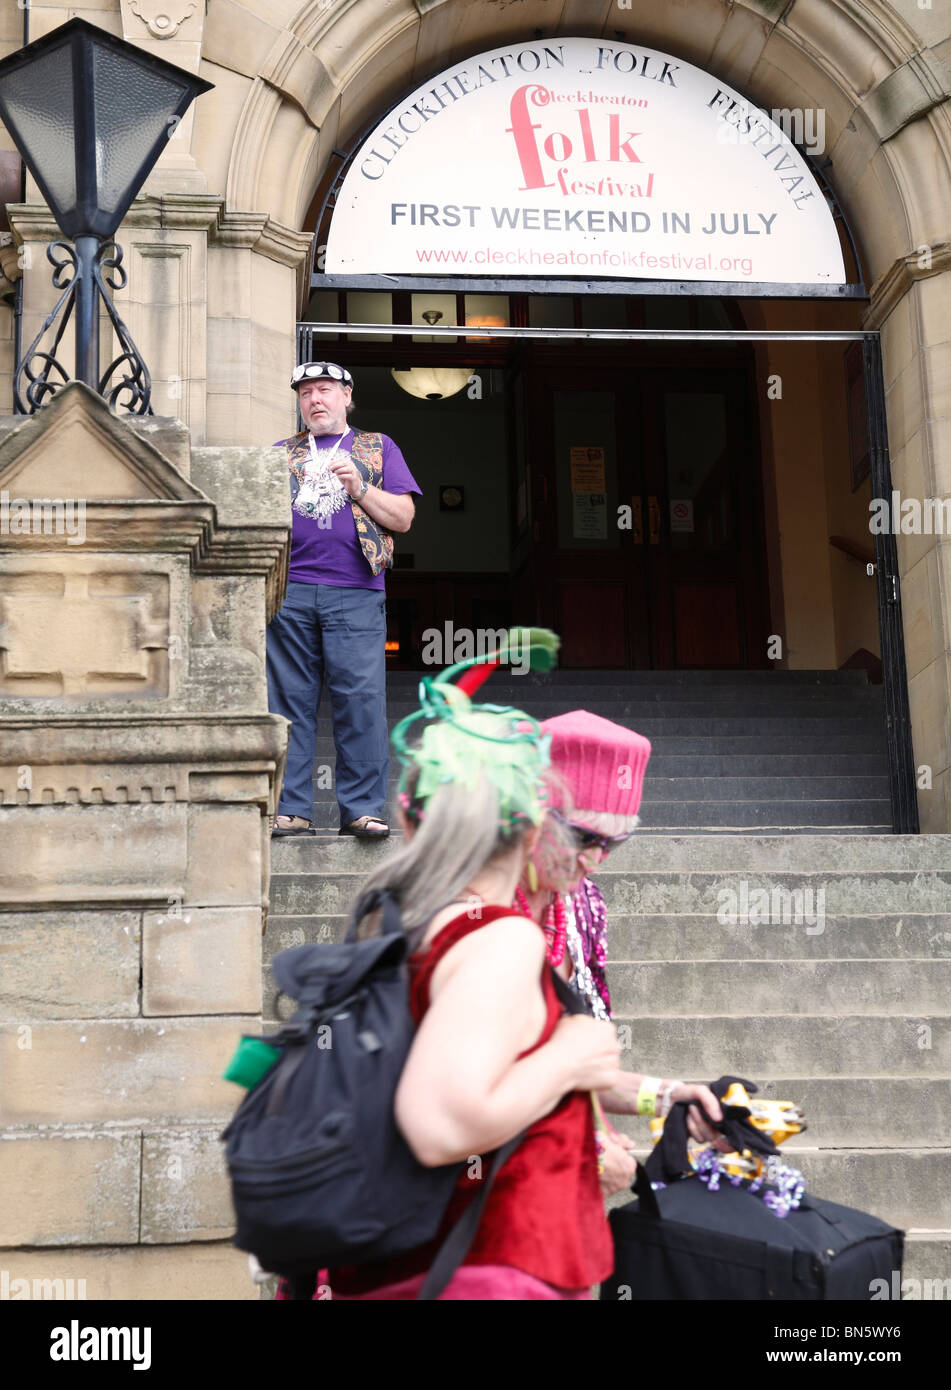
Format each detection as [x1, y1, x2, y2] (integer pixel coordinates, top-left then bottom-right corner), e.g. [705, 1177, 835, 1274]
[307, 669, 893, 833]
[267, 669, 950, 1296]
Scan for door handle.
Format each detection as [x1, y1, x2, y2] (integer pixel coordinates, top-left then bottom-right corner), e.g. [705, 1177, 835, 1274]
[648, 496, 661, 545]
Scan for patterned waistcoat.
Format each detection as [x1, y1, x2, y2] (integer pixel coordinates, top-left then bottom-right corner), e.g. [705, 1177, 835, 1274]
[280, 429, 394, 577]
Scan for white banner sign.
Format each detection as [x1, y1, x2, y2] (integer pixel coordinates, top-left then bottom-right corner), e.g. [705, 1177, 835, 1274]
[325, 37, 845, 284]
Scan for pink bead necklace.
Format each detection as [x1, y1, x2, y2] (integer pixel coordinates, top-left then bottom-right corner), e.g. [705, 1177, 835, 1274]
[513, 886, 568, 968]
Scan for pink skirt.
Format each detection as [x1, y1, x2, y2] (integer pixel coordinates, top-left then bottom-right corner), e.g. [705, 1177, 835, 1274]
[277, 1266, 590, 1301]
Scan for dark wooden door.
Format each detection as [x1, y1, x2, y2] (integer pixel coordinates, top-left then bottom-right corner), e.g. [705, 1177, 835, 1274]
[528, 354, 767, 668]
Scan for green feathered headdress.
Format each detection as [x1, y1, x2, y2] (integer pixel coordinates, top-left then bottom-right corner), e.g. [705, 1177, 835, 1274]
[392, 627, 560, 826]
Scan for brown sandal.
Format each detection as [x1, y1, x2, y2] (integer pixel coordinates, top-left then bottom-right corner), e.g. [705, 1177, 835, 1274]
[271, 815, 316, 838]
[338, 815, 389, 839]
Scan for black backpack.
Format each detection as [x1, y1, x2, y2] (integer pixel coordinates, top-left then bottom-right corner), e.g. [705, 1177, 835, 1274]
[221, 890, 530, 1301]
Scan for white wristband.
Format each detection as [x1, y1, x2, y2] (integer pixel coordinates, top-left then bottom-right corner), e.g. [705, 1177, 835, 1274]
[658, 1080, 683, 1118]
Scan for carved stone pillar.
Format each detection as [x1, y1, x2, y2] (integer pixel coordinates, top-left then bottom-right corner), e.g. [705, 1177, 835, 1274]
[0, 381, 289, 1299]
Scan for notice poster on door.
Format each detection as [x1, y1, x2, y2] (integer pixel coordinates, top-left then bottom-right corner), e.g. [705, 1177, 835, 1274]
[570, 447, 607, 494]
[670, 498, 695, 532]
[573, 492, 608, 539]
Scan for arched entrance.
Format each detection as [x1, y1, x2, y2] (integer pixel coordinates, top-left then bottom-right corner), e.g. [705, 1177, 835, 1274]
[283, 31, 918, 830]
[220, 0, 951, 831]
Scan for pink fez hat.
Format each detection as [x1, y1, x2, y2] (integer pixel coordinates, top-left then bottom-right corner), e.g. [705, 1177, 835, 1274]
[540, 710, 652, 818]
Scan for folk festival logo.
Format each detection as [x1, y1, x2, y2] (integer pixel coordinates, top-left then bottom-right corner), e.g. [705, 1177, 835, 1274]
[505, 83, 655, 200]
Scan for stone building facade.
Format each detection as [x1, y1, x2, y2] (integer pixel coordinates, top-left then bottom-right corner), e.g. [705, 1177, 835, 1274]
[1, 0, 950, 1299]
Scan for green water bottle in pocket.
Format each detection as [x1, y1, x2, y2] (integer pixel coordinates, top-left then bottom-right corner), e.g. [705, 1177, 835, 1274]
[223, 1036, 281, 1090]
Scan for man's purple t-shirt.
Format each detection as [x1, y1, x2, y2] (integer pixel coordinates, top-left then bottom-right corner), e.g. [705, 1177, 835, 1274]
[287, 429, 421, 591]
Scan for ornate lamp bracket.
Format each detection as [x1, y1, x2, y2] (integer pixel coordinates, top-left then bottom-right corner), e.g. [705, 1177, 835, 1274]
[14, 238, 152, 415]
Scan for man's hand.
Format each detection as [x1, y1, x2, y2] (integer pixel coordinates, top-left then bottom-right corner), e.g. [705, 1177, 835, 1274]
[328, 457, 415, 533]
[328, 456, 365, 499]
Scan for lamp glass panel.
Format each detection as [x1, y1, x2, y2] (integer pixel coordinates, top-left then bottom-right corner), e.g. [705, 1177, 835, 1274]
[91, 44, 189, 217]
[0, 45, 76, 218]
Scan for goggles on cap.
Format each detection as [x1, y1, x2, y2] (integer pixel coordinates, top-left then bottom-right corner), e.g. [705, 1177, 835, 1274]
[291, 361, 354, 389]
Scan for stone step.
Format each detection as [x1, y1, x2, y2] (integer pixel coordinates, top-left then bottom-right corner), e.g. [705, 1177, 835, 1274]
[596, 871, 951, 916]
[609, 1014, 951, 1075]
[383, 669, 874, 686]
[634, 824, 895, 835]
[608, 960, 951, 1017]
[605, 1077, 951, 1150]
[378, 683, 884, 705]
[302, 800, 893, 831]
[380, 700, 885, 723]
[902, 1234, 951, 1296]
[307, 735, 889, 757]
[609, 1148, 951, 1234]
[269, 832, 951, 873]
[264, 911, 951, 961]
[310, 753, 890, 778]
[306, 775, 891, 803]
[267, 869, 951, 918]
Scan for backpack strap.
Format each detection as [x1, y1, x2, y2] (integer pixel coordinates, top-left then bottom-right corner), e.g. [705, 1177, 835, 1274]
[416, 1130, 526, 1301]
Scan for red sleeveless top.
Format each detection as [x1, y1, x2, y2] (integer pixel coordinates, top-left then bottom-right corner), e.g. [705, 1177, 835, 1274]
[329, 906, 614, 1294]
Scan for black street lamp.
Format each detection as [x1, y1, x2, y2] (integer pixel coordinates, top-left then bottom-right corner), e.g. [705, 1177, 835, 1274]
[0, 17, 212, 413]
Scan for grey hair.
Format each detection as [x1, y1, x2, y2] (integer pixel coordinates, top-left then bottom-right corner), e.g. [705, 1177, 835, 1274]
[351, 767, 576, 936]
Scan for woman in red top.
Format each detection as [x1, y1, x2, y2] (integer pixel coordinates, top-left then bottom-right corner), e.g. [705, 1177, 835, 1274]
[326, 639, 623, 1299]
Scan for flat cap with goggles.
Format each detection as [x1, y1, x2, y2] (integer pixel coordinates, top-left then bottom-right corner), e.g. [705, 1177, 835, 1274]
[291, 361, 354, 390]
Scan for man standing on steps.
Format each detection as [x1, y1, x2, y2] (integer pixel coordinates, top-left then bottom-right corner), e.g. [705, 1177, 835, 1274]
[267, 361, 421, 839]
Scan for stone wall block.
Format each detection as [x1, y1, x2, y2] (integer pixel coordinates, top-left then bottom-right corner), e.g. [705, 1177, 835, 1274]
[784, 0, 897, 100]
[205, 392, 252, 448]
[0, 550, 190, 707]
[0, 804, 187, 907]
[0, 1244, 256, 1300]
[0, 1018, 257, 1127]
[900, 544, 945, 679]
[908, 648, 951, 792]
[0, 911, 140, 1020]
[888, 425, 933, 575]
[143, 906, 261, 1015]
[927, 417, 951, 498]
[207, 241, 253, 321]
[0, 1131, 141, 1248]
[916, 272, 951, 350]
[861, 50, 951, 144]
[140, 1128, 235, 1243]
[886, 352, 927, 461]
[878, 290, 916, 391]
[207, 316, 251, 396]
[185, 803, 262, 906]
[202, 0, 282, 84]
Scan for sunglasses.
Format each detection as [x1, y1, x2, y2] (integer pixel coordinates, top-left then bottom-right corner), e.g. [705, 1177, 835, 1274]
[549, 808, 636, 856]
